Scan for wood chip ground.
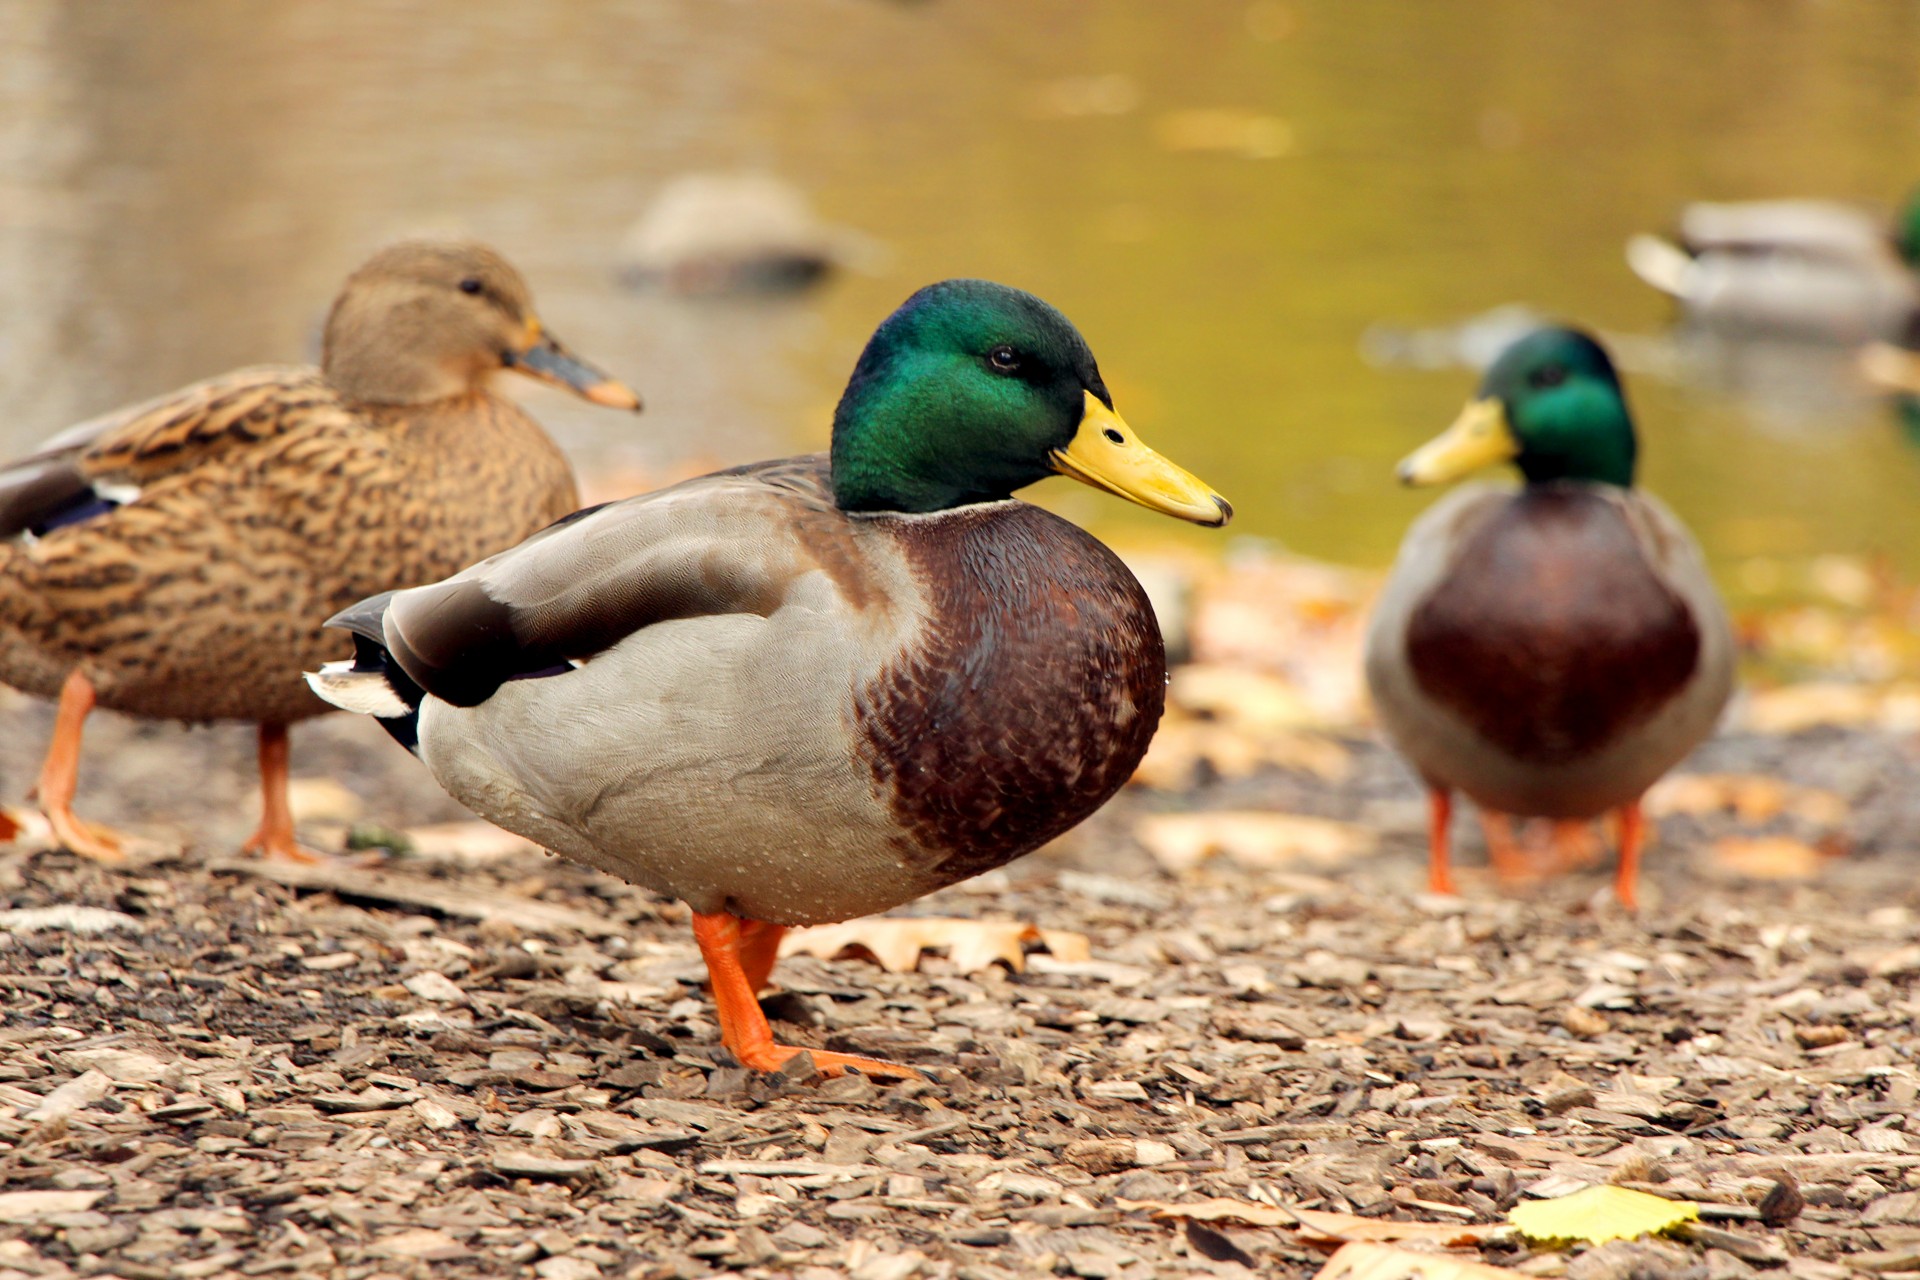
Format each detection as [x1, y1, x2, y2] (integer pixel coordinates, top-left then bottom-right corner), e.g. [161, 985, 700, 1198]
[2, 690, 1919, 1278]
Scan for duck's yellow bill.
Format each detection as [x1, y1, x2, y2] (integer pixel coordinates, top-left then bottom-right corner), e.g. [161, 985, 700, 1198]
[507, 317, 643, 411]
[1397, 397, 1518, 486]
[1051, 392, 1232, 527]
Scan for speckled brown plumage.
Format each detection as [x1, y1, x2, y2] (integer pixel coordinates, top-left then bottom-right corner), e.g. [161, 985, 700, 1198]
[0, 240, 638, 861]
[0, 374, 577, 723]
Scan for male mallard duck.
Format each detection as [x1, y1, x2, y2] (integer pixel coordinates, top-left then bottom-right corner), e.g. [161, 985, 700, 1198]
[308, 279, 1230, 1077]
[1627, 190, 1920, 344]
[1364, 327, 1735, 908]
[0, 241, 640, 864]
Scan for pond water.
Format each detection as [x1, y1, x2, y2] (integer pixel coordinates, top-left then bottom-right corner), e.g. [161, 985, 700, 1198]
[4, 1, 1919, 576]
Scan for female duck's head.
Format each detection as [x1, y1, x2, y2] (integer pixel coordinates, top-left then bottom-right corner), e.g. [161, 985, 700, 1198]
[829, 279, 1230, 525]
[1397, 326, 1636, 490]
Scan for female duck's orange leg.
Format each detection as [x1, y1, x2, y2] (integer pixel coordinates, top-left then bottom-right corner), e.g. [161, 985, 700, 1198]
[36, 670, 127, 863]
[1613, 800, 1645, 911]
[1426, 787, 1455, 895]
[691, 910, 920, 1079]
[241, 723, 327, 864]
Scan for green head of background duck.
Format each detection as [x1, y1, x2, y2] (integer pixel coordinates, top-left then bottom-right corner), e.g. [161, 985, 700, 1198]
[1398, 326, 1636, 491]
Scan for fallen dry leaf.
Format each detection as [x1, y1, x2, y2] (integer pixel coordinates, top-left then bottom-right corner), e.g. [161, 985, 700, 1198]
[1711, 835, 1832, 881]
[1119, 1196, 1298, 1227]
[779, 917, 1089, 974]
[1314, 1242, 1517, 1280]
[1290, 1208, 1503, 1248]
[1509, 1184, 1698, 1245]
[1646, 773, 1846, 827]
[1135, 811, 1374, 873]
[1743, 683, 1883, 734]
[1132, 717, 1351, 789]
[404, 820, 541, 863]
[1121, 1200, 1499, 1247]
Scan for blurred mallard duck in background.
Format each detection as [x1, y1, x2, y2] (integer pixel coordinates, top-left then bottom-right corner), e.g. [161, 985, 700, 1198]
[1365, 327, 1735, 909]
[309, 279, 1230, 1077]
[0, 241, 640, 864]
[1627, 190, 1920, 344]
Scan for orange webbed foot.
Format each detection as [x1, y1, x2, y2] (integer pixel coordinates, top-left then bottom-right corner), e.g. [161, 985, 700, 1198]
[45, 806, 128, 864]
[694, 909, 922, 1082]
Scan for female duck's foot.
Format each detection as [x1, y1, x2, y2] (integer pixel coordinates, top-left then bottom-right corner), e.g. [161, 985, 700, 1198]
[45, 805, 128, 864]
[36, 669, 128, 863]
[692, 909, 922, 1080]
[242, 723, 360, 864]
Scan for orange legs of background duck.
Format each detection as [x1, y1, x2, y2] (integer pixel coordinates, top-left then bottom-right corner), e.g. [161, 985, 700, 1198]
[691, 910, 920, 1079]
[241, 723, 327, 864]
[1425, 786, 1646, 908]
[1425, 788, 1454, 895]
[35, 670, 128, 862]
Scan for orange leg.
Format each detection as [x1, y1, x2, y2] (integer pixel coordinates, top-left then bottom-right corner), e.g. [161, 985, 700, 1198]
[737, 918, 788, 993]
[1478, 810, 1534, 883]
[1426, 787, 1455, 895]
[241, 724, 328, 864]
[691, 910, 920, 1079]
[35, 670, 127, 863]
[1613, 800, 1645, 911]
[1549, 819, 1605, 872]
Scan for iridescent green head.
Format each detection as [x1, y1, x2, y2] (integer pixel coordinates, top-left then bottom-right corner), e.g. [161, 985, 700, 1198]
[1397, 326, 1636, 490]
[830, 279, 1230, 524]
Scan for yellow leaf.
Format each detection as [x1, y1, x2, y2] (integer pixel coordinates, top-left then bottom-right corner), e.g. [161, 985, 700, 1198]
[1508, 1185, 1697, 1245]
[779, 918, 1089, 975]
[1135, 811, 1374, 873]
[1314, 1241, 1517, 1280]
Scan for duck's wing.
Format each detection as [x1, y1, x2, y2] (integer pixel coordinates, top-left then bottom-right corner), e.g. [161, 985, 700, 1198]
[0, 366, 342, 538]
[355, 455, 853, 709]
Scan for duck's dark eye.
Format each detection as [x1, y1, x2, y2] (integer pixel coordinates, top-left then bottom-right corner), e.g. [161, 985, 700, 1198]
[1531, 364, 1567, 389]
[987, 345, 1021, 373]
[458, 277, 484, 296]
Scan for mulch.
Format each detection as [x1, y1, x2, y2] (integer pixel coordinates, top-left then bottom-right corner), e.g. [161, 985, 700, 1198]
[2, 686, 1920, 1279]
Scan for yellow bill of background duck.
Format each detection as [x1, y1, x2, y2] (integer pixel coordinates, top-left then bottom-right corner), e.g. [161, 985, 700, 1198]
[1396, 396, 1521, 486]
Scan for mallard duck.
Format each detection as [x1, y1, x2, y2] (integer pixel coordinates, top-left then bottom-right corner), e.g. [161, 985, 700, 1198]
[1364, 327, 1735, 908]
[1627, 190, 1920, 343]
[0, 241, 640, 864]
[308, 279, 1230, 1077]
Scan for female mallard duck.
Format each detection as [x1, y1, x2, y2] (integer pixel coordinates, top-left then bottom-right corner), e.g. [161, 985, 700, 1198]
[0, 241, 640, 864]
[309, 279, 1230, 1077]
[1627, 190, 1920, 343]
[1364, 327, 1735, 908]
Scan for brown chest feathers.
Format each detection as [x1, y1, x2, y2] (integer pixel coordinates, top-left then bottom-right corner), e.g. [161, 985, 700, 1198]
[1405, 487, 1700, 764]
[854, 503, 1164, 884]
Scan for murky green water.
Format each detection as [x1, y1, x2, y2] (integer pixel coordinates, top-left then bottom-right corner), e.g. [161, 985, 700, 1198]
[4, 1, 1919, 572]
